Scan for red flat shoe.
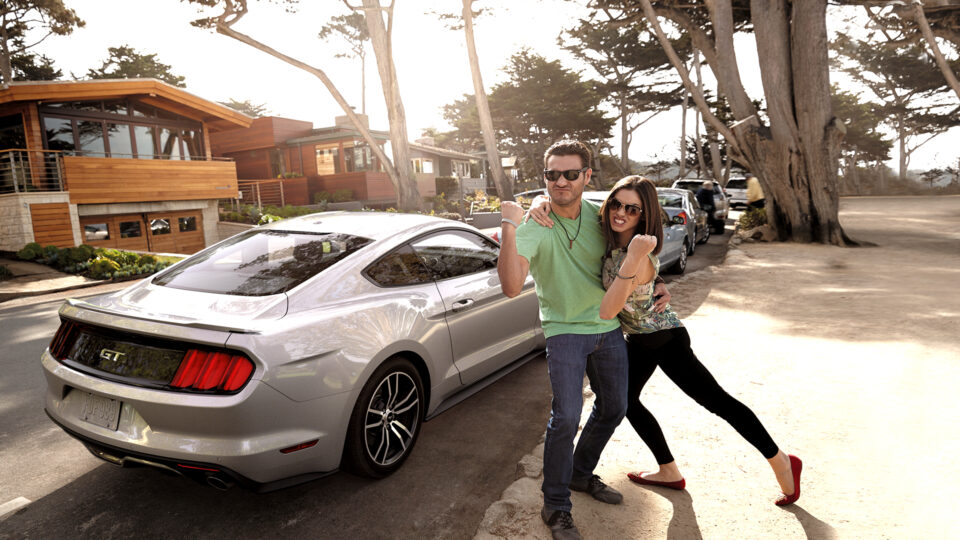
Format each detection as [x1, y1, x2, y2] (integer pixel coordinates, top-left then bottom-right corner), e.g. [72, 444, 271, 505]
[627, 471, 686, 490]
[775, 455, 802, 506]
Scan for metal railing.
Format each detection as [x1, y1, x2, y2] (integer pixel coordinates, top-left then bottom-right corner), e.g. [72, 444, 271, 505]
[237, 179, 286, 209]
[0, 149, 64, 195]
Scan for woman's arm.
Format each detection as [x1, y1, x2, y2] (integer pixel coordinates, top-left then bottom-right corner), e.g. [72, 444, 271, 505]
[599, 235, 657, 319]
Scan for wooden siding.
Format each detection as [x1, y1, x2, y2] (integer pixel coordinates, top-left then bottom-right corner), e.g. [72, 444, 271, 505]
[210, 117, 312, 155]
[63, 157, 238, 204]
[31, 203, 74, 247]
[226, 149, 272, 180]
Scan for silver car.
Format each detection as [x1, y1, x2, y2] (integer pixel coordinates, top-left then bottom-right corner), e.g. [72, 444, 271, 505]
[656, 187, 709, 254]
[672, 179, 729, 233]
[725, 177, 748, 208]
[582, 191, 690, 274]
[42, 212, 543, 491]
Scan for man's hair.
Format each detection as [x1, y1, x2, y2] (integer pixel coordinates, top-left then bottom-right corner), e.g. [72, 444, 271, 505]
[599, 175, 663, 256]
[543, 140, 592, 169]
[702, 180, 713, 188]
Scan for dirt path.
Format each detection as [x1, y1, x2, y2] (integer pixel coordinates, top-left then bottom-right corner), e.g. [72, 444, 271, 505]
[475, 196, 960, 539]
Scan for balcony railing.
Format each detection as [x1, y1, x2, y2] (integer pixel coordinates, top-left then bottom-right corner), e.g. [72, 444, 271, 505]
[0, 149, 64, 195]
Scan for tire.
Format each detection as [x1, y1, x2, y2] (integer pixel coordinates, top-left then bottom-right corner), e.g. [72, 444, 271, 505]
[343, 357, 424, 478]
[669, 241, 688, 274]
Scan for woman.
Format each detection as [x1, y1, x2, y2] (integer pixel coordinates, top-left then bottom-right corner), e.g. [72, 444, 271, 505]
[529, 176, 801, 506]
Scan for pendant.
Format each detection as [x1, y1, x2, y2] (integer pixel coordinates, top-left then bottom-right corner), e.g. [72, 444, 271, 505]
[569, 239, 574, 249]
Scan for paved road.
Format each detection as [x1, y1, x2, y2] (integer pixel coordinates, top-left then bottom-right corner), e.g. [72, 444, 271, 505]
[663, 210, 738, 282]
[0, 297, 552, 539]
[0, 229, 733, 539]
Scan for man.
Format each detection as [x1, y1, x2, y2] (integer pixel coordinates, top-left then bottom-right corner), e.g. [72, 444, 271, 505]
[746, 174, 765, 209]
[498, 140, 628, 540]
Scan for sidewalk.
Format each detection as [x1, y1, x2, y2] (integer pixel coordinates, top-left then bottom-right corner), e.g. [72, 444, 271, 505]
[0, 257, 130, 309]
[475, 196, 960, 539]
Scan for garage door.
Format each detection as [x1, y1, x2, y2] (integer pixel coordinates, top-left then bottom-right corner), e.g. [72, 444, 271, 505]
[79, 210, 205, 254]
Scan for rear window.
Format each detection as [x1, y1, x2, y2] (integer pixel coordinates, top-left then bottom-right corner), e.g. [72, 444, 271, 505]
[658, 193, 684, 208]
[152, 230, 373, 296]
[727, 179, 747, 189]
[673, 181, 701, 192]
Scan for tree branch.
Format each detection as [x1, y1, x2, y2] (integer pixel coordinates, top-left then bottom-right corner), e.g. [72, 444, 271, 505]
[912, 1, 960, 101]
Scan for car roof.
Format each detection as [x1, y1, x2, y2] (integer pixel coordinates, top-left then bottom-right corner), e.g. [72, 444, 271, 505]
[258, 211, 466, 241]
[657, 187, 690, 195]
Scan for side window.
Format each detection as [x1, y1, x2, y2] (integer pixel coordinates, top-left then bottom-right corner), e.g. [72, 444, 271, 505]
[365, 245, 435, 287]
[411, 230, 498, 280]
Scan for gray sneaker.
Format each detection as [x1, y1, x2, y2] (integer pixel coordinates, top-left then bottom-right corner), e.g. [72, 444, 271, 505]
[569, 474, 623, 504]
[541, 508, 581, 540]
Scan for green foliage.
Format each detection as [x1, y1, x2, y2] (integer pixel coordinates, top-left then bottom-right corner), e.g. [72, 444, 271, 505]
[42, 245, 60, 259]
[331, 189, 354, 202]
[435, 177, 459, 197]
[12, 52, 61, 81]
[259, 213, 282, 225]
[89, 258, 121, 279]
[138, 254, 158, 266]
[86, 45, 186, 87]
[16, 242, 42, 260]
[218, 98, 269, 117]
[467, 190, 501, 213]
[0, 264, 12, 281]
[313, 191, 331, 203]
[0, 0, 84, 86]
[831, 85, 893, 165]
[738, 207, 767, 230]
[436, 212, 463, 222]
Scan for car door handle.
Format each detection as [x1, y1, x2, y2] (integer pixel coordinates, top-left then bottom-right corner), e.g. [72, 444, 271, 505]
[451, 299, 475, 312]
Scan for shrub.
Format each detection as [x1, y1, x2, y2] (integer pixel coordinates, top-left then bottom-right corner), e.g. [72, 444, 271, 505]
[331, 189, 354, 202]
[138, 254, 158, 266]
[437, 212, 463, 222]
[738, 207, 767, 230]
[313, 191, 332, 204]
[259, 213, 282, 225]
[435, 176, 459, 197]
[76, 244, 96, 261]
[0, 264, 12, 281]
[43, 245, 60, 260]
[17, 242, 42, 260]
[89, 258, 121, 280]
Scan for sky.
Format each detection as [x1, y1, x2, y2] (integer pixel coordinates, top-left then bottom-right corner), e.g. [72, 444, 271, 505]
[29, 0, 960, 173]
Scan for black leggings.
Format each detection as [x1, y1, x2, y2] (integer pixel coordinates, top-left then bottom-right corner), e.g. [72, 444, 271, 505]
[625, 327, 779, 464]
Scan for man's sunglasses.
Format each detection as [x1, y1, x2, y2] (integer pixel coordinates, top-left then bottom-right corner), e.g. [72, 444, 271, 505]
[543, 167, 588, 182]
[608, 198, 643, 217]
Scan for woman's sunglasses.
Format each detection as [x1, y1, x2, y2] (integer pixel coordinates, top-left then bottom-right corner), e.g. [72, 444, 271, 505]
[608, 198, 643, 217]
[543, 167, 588, 182]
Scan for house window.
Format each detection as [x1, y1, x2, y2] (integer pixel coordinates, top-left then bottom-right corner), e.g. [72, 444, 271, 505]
[159, 127, 181, 159]
[343, 140, 378, 172]
[151, 218, 171, 235]
[43, 117, 76, 153]
[182, 130, 201, 160]
[412, 158, 434, 174]
[179, 216, 197, 232]
[107, 123, 133, 158]
[84, 223, 110, 242]
[452, 160, 470, 178]
[120, 221, 142, 238]
[315, 144, 341, 175]
[133, 125, 158, 159]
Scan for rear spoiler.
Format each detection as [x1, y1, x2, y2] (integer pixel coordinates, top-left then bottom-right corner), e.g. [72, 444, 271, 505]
[63, 298, 262, 335]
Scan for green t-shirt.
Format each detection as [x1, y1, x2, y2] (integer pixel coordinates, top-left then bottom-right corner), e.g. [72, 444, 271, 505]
[516, 199, 621, 338]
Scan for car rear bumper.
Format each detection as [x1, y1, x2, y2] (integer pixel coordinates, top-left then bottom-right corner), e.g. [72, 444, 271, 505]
[42, 349, 356, 487]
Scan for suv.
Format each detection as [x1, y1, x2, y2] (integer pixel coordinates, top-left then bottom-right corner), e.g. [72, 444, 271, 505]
[725, 177, 748, 208]
[671, 179, 729, 234]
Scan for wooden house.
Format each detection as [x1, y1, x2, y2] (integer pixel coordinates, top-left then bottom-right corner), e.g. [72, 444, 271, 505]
[0, 79, 251, 254]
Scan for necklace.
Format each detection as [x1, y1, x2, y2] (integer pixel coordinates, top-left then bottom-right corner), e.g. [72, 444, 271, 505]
[550, 208, 582, 249]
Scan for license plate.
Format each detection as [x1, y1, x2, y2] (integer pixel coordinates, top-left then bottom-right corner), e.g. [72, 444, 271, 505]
[79, 392, 122, 431]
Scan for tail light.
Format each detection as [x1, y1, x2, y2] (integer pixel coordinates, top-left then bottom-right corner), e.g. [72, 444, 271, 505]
[170, 349, 254, 393]
[49, 319, 79, 360]
[677, 211, 688, 225]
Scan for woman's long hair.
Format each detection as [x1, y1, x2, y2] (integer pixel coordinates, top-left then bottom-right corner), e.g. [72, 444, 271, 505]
[599, 175, 662, 255]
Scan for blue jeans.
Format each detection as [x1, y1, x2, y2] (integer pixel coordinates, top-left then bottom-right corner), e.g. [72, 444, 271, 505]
[542, 328, 628, 512]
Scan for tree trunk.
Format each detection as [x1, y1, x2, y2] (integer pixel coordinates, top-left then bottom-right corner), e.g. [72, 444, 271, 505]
[362, 0, 420, 210]
[693, 50, 708, 177]
[898, 115, 907, 181]
[708, 137, 723, 181]
[0, 24, 12, 86]
[913, 3, 960, 101]
[679, 89, 688, 178]
[360, 53, 366, 114]
[620, 100, 630, 174]
[462, 0, 513, 201]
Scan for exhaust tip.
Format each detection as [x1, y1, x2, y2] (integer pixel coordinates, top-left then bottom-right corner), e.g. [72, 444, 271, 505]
[205, 473, 235, 491]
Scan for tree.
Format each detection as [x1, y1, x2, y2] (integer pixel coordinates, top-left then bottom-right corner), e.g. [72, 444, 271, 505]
[432, 2, 513, 201]
[86, 45, 186, 87]
[562, 13, 688, 174]
[831, 33, 960, 181]
[319, 12, 369, 114]
[831, 85, 892, 194]
[592, 0, 852, 244]
[11, 52, 60, 80]
[187, 0, 421, 210]
[0, 0, 83, 86]
[452, 50, 613, 181]
[218, 98, 269, 117]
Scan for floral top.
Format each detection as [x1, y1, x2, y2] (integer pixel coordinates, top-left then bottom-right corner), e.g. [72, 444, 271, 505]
[602, 249, 683, 335]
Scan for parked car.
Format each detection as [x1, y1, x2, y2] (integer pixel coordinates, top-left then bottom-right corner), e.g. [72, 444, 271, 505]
[725, 177, 748, 208]
[671, 179, 729, 234]
[656, 187, 710, 253]
[42, 212, 544, 491]
[582, 191, 690, 274]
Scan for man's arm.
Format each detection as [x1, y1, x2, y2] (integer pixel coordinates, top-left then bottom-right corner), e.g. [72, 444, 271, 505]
[498, 201, 530, 298]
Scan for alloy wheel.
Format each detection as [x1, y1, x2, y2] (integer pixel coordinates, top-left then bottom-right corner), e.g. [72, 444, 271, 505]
[363, 371, 421, 467]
